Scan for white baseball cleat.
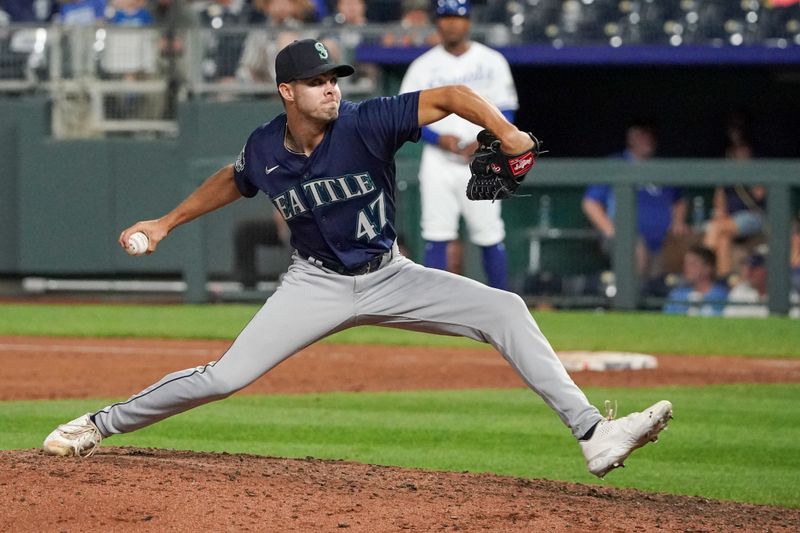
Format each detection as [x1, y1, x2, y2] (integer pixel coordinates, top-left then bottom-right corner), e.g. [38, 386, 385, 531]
[580, 400, 673, 478]
[42, 413, 103, 457]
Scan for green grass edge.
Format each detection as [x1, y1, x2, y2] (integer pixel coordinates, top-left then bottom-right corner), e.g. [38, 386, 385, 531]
[1, 303, 799, 358]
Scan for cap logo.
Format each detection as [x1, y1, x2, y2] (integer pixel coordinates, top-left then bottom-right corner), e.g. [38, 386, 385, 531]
[314, 42, 329, 60]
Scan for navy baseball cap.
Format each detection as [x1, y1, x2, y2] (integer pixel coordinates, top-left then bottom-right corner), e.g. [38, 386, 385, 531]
[275, 39, 354, 85]
[436, 0, 471, 18]
[747, 252, 766, 268]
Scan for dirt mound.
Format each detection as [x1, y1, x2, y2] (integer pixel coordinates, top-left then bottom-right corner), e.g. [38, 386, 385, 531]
[2, 448, 798, 532]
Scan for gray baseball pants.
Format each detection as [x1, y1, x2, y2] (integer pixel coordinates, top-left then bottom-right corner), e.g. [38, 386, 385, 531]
[93, 251, 603, 439]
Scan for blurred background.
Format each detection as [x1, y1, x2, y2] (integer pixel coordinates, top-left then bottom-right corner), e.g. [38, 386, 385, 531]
[0, 0, 798, 315]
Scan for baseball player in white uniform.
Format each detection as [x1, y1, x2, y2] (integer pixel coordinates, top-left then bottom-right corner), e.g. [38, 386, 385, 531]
[399, 0, 518, 289]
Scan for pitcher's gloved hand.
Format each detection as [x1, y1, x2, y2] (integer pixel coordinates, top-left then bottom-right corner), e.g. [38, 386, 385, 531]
[466, 129, 543, 201]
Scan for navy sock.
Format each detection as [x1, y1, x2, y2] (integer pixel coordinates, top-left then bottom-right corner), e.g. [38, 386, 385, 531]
[481, 243, 508, 289]
[423, 240, 448, 270]
[579, 421, 599, 441]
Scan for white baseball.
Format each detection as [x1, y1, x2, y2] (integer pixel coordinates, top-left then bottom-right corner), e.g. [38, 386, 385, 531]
[126, 231, 149, 256]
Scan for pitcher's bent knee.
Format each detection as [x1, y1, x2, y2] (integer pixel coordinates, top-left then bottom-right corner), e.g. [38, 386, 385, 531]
[201, 364, 252, 399]
[480, 290, 533, 329]
[496, 290, 530, 317]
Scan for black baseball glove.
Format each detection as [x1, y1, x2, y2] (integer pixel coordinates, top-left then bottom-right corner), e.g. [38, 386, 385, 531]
[466, 129, 543, 201]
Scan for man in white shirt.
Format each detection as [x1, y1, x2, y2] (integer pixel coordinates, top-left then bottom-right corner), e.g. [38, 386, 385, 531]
[399, 0, 518, 289]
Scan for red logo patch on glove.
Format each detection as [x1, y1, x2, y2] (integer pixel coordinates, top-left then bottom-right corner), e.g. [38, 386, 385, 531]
[508, 151, 534, 177]
[490, 162, 502, 173]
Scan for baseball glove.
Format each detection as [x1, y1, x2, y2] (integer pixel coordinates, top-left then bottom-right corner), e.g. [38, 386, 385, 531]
[466, 129, 543, 201]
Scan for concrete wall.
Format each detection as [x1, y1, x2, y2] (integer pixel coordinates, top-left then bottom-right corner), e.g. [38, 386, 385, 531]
[1, 98, 289, 278]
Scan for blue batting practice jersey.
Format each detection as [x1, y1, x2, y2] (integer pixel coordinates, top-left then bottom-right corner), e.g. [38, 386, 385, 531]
[233, 92, 421, 269]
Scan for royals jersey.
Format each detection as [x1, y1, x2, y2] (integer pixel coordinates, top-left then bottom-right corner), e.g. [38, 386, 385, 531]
[399, 41, 518, 141]
[233, 92, 421, 269]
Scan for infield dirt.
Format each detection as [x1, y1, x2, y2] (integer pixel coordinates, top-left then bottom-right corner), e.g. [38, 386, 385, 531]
[2, 336, 799, 532]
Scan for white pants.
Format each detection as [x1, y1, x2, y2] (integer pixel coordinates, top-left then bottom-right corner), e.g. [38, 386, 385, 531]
[419, 147, 505, 246]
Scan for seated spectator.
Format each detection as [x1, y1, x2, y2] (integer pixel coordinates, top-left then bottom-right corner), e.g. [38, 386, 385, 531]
[321, 0, 378, 94]
[308, 0, 328, 22]
[381, 0, 440, 48]
[703, 138, 766, 279]
[582, 120, 689, 283]
[103, 0, 157, 78]
[324, 0, 367, 27]
[0, 0, 55, 82]
[723, 250, 768, 317]
[56, 0, 108, 78]
[664, 245, 729, 316]
[57, 0, 106, 26]
[197, 0, 261, 90]
[1, 0, 54, 22]
[236, 0, 314, 84]
[108, 0, 151, 26]
[198, 0, 256, 27]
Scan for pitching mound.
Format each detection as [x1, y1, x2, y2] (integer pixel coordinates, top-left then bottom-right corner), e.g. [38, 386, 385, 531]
[2, 448, 798, 532]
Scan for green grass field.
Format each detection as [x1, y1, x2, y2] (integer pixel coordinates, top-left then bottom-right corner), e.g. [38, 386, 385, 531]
[1, 303, 799, 508]
[0, 303, 798, 357]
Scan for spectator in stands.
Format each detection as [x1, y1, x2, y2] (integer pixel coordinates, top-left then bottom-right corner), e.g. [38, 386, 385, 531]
[56, 0, 107, 78]
[324, 0, 367, 26]
[582, 120, 689, 283]
[236, 0, 314, 84]
[702, 138, 766, 279]
[381, 0, 440, 47]
[663, 245, 729, 316]
[0, 0, 55, 82]
[723, 249, 768, 317]
[57, 0, 106, 26]
[321, 0, 379, 94]
[102, 0, 157, 118]
[1, 0, 55, 22]
[308, 0, 329, 22]
[198, 0, 258, 27]
[196, 0, 263, 91]
[108, 0, 152, 26]
[107, 0, 155, 67]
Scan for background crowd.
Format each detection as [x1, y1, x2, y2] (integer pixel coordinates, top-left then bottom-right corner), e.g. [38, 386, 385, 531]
[2, 0, 799, 317]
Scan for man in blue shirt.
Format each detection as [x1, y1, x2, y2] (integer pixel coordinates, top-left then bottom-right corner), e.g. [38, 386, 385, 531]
[43, 39, 672, 479]
[664, 245, 729, 316]
[582, 121, 688, 281]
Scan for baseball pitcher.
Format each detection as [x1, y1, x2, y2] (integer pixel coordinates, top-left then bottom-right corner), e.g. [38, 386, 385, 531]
[44, 38, 672, 479]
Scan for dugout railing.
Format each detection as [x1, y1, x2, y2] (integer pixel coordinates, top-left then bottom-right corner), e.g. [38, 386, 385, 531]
[512, 159, 798, 315]
[178, 158, 797, 315]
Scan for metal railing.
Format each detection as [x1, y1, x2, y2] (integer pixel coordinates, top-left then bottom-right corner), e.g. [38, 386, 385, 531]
[518, 159, 798, 315]
[0, 24, 394, 137]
